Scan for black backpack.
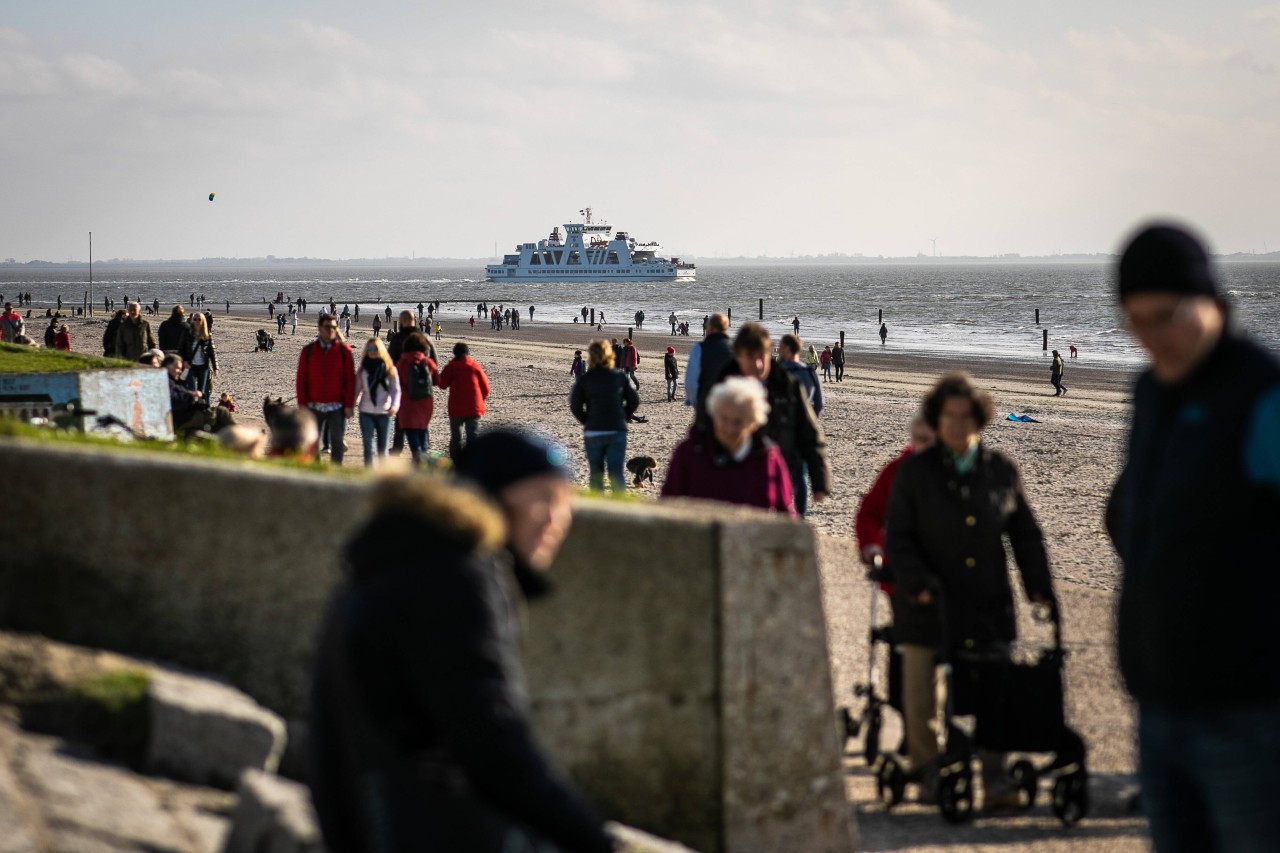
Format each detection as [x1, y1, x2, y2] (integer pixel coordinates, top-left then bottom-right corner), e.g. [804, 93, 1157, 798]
[407, 360, 434, 400]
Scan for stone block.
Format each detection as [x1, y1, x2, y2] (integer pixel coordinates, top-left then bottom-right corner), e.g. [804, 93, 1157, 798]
[221, 769, 325, 853]
[146, 669, 287, 790]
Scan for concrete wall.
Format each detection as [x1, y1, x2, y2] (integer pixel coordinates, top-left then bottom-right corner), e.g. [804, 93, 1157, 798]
[0, 438, 855, 852]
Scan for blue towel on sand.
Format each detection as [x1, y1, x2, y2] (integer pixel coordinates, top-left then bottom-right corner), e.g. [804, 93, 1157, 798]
[1006, 413, 1040, 423]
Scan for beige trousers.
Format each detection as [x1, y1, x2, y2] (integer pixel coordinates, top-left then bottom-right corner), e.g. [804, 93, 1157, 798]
[900, 643, 942, 770]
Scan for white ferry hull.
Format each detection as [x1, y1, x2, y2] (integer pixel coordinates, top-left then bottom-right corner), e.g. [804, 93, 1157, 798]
[485, 266, 696, 282]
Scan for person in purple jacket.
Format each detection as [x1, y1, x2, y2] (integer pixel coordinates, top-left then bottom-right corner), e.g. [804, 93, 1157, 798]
[660, 376, 795, 514]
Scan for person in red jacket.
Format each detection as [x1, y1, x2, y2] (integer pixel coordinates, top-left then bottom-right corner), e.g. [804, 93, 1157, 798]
[394, 332, 440, 466]
[296, 314, 356, 465]
[621, 338, 640, 390]
[661, 376, 795, 514]
[437, 341, 491, 459]
[53, 324, 71, 351]
[854, 412, 940, 800]
[854, 413, 936, 575]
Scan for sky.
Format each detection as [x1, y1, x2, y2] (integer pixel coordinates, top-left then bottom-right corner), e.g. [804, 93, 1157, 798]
[3, 1, 1279, 261]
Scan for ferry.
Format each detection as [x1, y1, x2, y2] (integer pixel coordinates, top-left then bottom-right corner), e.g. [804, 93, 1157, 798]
[486, 208, 696, 281]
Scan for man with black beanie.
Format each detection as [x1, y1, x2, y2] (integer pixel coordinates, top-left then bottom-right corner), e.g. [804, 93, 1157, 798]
[1107, 222, 1280, 852]
[309, 431, 615, 853]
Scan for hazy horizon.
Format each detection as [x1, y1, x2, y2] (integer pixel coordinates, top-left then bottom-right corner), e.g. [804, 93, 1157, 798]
[4, 2, 1279, 262]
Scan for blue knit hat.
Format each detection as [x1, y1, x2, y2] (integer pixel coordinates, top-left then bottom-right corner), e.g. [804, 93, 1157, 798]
[1118, 223, 1218, 299]
[454, 429, 571, 496]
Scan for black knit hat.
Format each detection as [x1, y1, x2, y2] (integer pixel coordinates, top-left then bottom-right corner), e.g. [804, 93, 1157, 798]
[1118, 223, 1218, 299]
[454, 429, 571, 496]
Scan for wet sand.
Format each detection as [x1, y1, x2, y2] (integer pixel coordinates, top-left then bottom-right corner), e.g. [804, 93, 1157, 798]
[55, 306, 1148, 849]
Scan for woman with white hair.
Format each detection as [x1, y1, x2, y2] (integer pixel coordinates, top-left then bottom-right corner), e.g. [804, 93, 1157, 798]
[660, 376, 795, 513]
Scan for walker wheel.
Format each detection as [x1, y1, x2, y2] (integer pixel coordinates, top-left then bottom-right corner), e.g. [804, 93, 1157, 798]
[939, 766, 975, 824]
[862, 708, 882, 766]
[840, 706, 858, 742]
[1051, 770, 1089, 826]
[877, 756, 907, 807]
[1011, 759, 1038, 811]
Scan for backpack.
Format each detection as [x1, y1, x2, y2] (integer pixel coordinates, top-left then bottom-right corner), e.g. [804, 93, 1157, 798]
[407, 360, 434, 400]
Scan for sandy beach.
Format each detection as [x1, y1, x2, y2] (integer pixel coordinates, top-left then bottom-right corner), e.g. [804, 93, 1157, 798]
[52, 305, 1147, 849]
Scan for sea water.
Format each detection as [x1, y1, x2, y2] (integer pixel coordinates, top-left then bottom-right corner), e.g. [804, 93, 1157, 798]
[4, 261, 1277, 368]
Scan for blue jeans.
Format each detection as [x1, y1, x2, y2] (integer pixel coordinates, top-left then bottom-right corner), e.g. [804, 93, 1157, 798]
[359, 412, 390, 467]
[787, 458, 808, 516]
[1139, 702, 1280, 852]
[404, 427, 429, 463]
[186, 363, 210, 398]
[583, 432, 627, 492]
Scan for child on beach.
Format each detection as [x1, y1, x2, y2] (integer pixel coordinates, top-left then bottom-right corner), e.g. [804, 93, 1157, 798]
[434, 323, 443, 341]
[570, 350, 586, 381]
[218, 392, 237, 413]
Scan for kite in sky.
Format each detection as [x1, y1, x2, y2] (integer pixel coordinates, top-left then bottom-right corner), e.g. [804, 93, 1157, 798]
[208, 193, 215, 202]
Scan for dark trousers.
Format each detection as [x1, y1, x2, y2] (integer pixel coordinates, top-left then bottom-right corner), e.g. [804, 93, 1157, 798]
[391, 418, 405, 453]
[787, 458, 809, 516]
[312, 408, 346, 465]
[1140, 702, 1280, 852]
[835, 363, 844, 381]
[449, 416, 480, 458]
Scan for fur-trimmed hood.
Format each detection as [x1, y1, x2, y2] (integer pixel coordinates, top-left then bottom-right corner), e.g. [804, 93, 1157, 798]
[344, 475, 506, 578]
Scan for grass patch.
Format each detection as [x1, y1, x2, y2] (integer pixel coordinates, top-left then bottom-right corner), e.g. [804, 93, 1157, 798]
[0, 418, 364, 478]
[73, 669, 150, 714]
[0, 342, 134, 374]
[21, 668, 152, 766]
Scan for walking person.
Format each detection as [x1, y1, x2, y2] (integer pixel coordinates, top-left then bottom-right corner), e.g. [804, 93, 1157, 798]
[569, 349, 586, 382]
[686, 312, 733, 410]
[621, 338, 640, 390]
[388, 311, 437, 455]
[114, 302, 157, 361]
[664, 346, 680, 402]
[354, 337, 402, 468]
[393, 332, 439, 466]
[1050, 350, 1067, 396]
[820, 346, 832, 382]
[437, 341, 490, 459]
[886, 372, 1057, 809]
[157, 305, 191, 354]
[661, 377, 795, 514]
[569, 339, 639, 493]
[1107, 223, 1280, 852]
[854, 413, 937, 800]
[308, 437, 615, 853]
[102, 309, 126, 356]
[297, 314, 356, 465]
[0, 302, 24, 343]
[183, 312, 218, 400]
[832, 342, 846, 382]
[289, 303, 298, 335]
[879, 322, 888, 345]
[792, 315, 800, 336]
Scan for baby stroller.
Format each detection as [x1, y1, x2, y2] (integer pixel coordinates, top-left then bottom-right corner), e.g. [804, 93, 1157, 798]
[254, 329, 275, 353]
[844, 565, 1089, 825]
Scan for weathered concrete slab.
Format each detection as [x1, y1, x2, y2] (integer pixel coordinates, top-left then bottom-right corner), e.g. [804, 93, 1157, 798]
[0, 368, 170, 438]
[147, 670, 287, 789]
[221, 770, 324, 853]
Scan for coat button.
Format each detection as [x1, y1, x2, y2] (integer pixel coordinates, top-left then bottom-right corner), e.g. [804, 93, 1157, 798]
[966, 516, 976, 526]
[965, 557, 976, 568]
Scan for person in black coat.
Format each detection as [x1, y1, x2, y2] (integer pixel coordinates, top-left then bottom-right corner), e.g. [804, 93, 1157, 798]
[886, 372, 1054, 809]
[1106, 223, 1280, 852]
[308, 433, 615, 853]
[157, 305, 192, 354]
[695, 313, 733, 411]
[569, 339, 640, 492]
